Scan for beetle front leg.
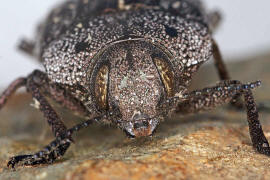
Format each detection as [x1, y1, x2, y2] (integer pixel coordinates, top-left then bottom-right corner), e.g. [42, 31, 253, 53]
[1, 70, 90, 139]
[211, 41, 270, 112]
[25, 70, 68, 137]
[176, 80, 270, 155]
[0, 74, 68, 136]
[7, 116, 103, 168]
[0, 70, 88, 167]
[27, 70, 89, 117]
[7, 143, 70, 168]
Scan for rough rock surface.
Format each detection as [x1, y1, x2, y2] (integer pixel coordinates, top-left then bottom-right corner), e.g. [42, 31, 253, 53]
[0, 53, 270, 180]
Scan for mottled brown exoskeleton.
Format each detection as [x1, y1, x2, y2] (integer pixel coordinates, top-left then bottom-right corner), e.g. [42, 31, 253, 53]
[1, 0, 270, 168]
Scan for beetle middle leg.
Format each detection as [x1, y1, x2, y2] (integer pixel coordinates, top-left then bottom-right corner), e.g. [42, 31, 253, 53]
[24, 70, 71, 137]
[176, 80, 270, 156]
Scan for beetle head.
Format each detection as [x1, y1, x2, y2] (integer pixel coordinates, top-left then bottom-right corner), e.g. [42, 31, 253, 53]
[92, 40, 176, 137]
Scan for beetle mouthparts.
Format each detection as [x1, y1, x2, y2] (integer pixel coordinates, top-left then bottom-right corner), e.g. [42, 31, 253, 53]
[123, 118, 159, 137]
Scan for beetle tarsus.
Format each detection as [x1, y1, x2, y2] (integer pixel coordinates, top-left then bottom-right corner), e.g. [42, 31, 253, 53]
[7, 155, 33, 169]
[6, 116, 102, 168]
[7, 142, 70, 168]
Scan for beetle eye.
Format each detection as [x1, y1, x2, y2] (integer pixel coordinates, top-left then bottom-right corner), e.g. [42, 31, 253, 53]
[154, 58, 175, 97]
[95, 65, 109, 109]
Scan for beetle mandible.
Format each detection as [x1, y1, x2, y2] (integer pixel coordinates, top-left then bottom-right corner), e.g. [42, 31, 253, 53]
[1, 0, 270, 168]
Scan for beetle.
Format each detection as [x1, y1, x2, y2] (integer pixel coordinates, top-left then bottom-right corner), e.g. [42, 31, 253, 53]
[1, 0, 270, 168]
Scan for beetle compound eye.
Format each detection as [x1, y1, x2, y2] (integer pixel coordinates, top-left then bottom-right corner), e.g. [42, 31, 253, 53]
[154, 58, 175, 97]
[95, 65, 109, 109]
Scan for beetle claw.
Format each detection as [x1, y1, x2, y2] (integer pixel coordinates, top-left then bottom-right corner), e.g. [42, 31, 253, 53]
[7, 154, 33, 169]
